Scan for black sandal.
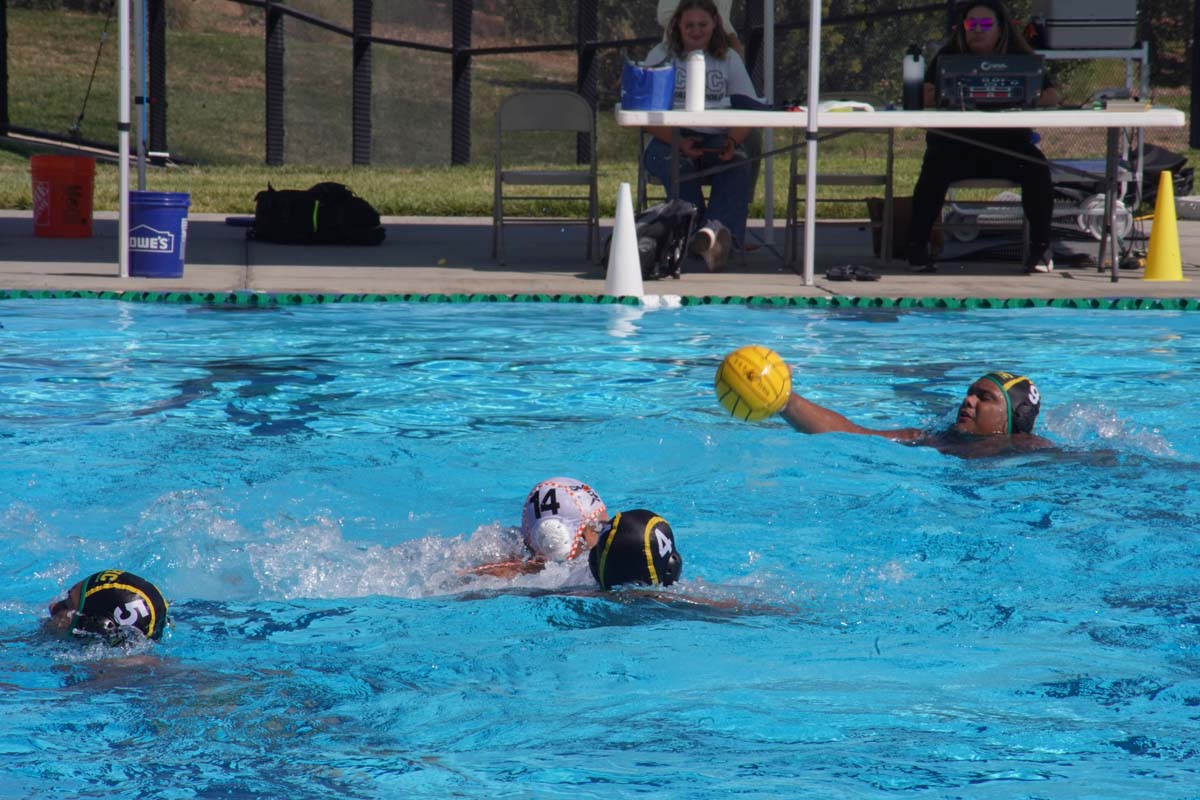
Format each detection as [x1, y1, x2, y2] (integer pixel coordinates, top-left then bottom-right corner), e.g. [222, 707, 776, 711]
[825, 265, 880, 282]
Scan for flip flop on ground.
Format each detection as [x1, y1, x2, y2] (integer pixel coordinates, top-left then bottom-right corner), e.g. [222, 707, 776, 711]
[825, 265, 880, 281]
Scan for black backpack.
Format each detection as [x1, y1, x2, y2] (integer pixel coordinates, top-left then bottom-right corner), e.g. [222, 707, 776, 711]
[602, 199, 697, 280]
[250, 182, 386, 245]
[1132, 144, 1193, 208]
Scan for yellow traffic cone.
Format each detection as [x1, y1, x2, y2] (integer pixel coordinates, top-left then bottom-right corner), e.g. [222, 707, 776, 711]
[1144, 170, 1185, 281]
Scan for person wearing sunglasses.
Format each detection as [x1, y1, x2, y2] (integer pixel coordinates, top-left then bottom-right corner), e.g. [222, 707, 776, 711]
[905, 0, 1060, 276]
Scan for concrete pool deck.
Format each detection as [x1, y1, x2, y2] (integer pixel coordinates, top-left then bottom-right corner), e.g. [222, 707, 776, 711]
[1, 209, 1198, 300]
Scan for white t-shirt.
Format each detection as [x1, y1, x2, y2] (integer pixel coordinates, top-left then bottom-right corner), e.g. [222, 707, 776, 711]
[644, 43, 757, 133]
[656, 0, 736, 34]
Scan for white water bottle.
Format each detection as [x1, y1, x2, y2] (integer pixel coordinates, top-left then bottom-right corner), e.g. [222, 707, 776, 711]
[902, 44, 925, 110]
[685, 50, 706, 112]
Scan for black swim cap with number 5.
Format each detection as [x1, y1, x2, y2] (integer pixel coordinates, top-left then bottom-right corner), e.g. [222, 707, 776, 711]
[72, 570, 169, 642]
[589, 509, 683, 590]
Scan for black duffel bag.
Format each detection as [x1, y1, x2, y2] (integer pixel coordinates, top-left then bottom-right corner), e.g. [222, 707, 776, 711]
[250, 182, 386, 245]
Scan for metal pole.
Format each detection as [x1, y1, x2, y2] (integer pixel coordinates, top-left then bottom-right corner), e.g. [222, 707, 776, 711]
[575, 0, 597, 165]
[134, 0, 146, 189]
[762, 0, 774, 245]
[352, 0, 372, 165]
[1191, 0, 1200, 148]
[1102, 127, 1120, 281]
[801, 0, 821, 284]
[148, 0, 167, 156]
[118, 0, 130, 278]
[265, 1, 285, 166]
[451, 0, 473, 165]
[0, 1, 9, 133]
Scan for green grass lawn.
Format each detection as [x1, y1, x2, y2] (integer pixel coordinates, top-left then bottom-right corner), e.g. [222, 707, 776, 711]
[2, 129, 1191, 219]
[0, 141, 931, 218]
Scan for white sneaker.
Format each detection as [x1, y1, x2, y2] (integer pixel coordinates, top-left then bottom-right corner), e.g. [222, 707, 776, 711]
[688, 226, 716, 257]
[1025, 246, 1054, 274]
[705, 223, 732, 272]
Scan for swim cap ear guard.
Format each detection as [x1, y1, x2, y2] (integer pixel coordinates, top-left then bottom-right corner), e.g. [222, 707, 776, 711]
[71, 570, 169, 644]
[981, 371, 1041, 434]
[588, 510, 683, 591]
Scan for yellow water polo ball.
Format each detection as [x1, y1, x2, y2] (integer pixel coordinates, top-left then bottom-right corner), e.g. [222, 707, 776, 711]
[714, 345, 791, 421]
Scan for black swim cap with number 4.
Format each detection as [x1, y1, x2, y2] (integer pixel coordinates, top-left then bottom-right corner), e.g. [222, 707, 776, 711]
[589, 509, 683, 590]
[72, 570, 169, 643]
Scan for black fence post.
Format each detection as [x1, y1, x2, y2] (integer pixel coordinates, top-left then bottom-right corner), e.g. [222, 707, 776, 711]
[0, 1, 8, 133]
[352, 0, 372, 165]
[148, 0, 167, 155]
[265, 0, 285, 166]
[744, 0, 763, 94]
[576, 0, 598, 165]
[1191, 0, 1200, 148]
[451, 0, 473, 165]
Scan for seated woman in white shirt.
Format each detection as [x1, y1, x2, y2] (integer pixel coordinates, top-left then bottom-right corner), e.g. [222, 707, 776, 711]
[642, 0, 755, 272]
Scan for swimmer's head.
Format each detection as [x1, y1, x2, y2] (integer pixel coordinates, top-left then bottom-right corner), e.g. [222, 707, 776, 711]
[956, 371, 1041, 436]
[979, 371, 1041, 434]
[48, 570, 169, 645]
[521, 477, 609, 561]
[588, 509, 683, 590]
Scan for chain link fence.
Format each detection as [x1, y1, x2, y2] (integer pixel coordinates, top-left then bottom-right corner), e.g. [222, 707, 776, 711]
[3, 0, 1193, 167]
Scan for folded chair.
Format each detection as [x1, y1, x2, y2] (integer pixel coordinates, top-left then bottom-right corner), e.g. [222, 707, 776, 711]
[492, 90, 599, 265]
[785, 94, 894, 265]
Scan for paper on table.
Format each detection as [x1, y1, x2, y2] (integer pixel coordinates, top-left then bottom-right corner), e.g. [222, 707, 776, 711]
[787, 99, 876, 113]
[1103, 99, 1150, 112]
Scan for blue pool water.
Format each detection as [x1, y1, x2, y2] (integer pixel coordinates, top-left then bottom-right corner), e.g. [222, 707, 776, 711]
[1, 299, 1198, 799]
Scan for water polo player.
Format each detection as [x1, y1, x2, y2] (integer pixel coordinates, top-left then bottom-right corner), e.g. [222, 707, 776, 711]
[779, 369, 1052, 456]
[466, 477, 610, 578]
[589, 509, 683, 590]
[47, 570, 169, 645]
[521, 476, 609, 561]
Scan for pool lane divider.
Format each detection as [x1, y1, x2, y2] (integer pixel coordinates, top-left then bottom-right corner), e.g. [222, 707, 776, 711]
[2, 289, 1200, 311]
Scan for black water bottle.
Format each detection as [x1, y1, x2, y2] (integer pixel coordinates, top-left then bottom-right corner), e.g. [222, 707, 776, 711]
[902, 44, 925, 110]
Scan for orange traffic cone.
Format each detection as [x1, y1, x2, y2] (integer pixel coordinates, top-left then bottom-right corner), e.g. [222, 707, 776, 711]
[1144, 170, 1185, 281]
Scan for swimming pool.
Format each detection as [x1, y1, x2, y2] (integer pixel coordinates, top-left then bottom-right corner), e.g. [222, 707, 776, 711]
[2, 298, 1198, 798]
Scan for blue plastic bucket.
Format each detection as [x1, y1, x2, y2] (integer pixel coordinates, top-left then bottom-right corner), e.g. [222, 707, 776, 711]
[621, 60, 676, 111]
[129, 191, 190, 278]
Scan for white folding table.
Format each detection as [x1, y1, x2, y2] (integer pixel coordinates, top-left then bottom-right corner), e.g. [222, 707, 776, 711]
[616, 106, 1186, 283]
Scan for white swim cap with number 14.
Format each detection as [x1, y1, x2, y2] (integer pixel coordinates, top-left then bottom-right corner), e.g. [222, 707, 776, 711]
[520, 477, 608, 561]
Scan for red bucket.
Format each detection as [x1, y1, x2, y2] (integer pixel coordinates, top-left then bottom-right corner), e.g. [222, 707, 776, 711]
[31, 155, 95, 238]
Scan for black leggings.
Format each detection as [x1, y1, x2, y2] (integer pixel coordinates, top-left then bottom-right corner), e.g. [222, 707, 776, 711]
[908, 133, 1054, 249]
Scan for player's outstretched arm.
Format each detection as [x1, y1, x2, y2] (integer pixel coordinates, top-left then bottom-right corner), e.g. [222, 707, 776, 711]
[778, 391, 922, 442]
